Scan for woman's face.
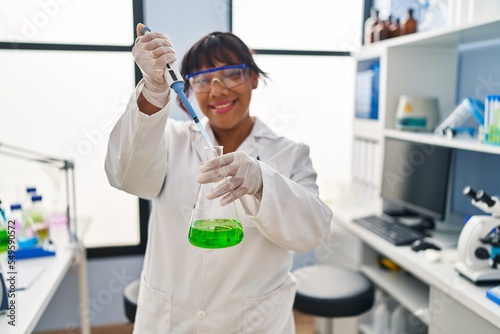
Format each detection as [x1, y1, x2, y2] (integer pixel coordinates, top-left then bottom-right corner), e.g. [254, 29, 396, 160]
[193, 61, 258, 133]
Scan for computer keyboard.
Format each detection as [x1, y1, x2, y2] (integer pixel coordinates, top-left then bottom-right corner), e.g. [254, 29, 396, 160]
[353, 215, 426, 246]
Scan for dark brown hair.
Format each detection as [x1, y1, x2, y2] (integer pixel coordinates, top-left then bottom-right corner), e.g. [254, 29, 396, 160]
[179, 31, 268, 101]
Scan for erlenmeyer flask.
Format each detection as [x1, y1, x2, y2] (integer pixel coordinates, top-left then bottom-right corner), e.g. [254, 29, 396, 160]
[188, 146, 244, 249]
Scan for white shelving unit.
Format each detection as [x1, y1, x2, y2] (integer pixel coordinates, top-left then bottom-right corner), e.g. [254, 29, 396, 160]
[346, 16, 500, 334]
[353, 17, 500, 162]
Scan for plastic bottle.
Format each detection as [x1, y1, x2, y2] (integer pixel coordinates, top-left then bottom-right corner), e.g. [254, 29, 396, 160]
[10, 203, 38, 249]
[27, 195, 49, 244]
[373, 292, 390, 334]
[402, 8, 418, 35]
[370, 290, 385, 325]
[390, 305, 409, 334]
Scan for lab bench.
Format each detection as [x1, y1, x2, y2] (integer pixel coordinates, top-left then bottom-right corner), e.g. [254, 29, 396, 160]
[0, 243, 90, 334]
[327, 202, 500, 334]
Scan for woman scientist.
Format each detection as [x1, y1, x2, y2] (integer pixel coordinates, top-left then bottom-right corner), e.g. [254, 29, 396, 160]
[105, 23, 332, 333]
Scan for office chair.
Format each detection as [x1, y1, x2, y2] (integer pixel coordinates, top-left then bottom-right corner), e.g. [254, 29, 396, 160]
[292, 264, 374, 333]
[123, 278, 140, 323]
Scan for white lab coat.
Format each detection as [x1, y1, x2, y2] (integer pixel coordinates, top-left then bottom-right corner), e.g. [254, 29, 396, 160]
[105, 83, 333, 333]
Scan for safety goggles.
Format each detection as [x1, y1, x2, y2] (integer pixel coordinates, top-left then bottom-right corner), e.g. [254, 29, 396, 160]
[186, 64, 248, 93]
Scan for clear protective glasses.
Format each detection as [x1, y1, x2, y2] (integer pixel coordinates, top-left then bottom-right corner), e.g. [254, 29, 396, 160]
[186, 64, 248, 93]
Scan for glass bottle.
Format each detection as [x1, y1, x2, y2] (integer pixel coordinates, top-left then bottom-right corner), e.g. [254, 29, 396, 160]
[27, 194, 49, 244]
[188, 146, 244, 249]
[402, 8, 418, 35]
[389, 18, 401, 38]
[364, 8, 380, 45]
[374, 17, 389, 42]
[10, 203, 38, 249]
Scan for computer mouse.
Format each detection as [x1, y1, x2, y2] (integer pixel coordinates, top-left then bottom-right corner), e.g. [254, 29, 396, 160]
[411, 239, 442, 252]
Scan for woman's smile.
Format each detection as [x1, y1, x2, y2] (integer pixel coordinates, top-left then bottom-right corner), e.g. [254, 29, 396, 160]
[210, 99, 236, 114]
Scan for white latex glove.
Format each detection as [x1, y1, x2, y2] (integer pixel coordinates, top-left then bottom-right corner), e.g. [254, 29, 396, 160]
[132, 23, 176, 108]
[197, 152, 263, 206]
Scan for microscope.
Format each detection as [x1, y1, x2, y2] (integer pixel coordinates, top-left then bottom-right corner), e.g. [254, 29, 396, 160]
[454, 186, 500, 285]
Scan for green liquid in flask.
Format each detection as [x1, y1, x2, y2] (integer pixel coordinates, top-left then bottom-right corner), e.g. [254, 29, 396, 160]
[188, 219, 243, 249]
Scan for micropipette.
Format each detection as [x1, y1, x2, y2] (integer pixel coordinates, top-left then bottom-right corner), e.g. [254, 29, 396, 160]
[140, 26, 214, 148]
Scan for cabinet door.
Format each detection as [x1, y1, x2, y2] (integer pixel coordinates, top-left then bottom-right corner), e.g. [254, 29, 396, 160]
[430, 288, 499, 334]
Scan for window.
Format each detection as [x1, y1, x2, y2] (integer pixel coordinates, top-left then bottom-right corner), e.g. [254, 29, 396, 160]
[232, 0, 363, 191]
[0, 0, 146, 257]
[0, 0, 134, 46]
[232, 0, 363, 52]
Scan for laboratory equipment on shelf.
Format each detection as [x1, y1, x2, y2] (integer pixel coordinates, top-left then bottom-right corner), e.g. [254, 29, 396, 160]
[434, 97, 484, 138]
[479, 95, 500, 146]
[364, 8, 380, 45]
[396, 95, 439, 131]
[188, 146, 243, 249]
[401, 8, 418, 35]
[455, 186, 500, 284]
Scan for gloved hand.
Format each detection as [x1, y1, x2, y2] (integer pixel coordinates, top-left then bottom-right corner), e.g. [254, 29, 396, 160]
[132, 23, 176, 108]
[197, 152, 263, 206]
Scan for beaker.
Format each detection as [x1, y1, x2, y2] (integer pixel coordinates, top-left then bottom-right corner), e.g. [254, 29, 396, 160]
[188, 146, 244, 249]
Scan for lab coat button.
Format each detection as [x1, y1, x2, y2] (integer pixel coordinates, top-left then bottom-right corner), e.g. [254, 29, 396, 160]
[197, 310, 207, 319]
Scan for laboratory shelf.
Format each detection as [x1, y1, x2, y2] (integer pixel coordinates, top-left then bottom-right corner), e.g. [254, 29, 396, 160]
[360, 264, 430, 325]
[349, 14, 500, 334]
[384, 129, 500, 155]
[353, 119, 383, 141]
[357, 17, 500, 53]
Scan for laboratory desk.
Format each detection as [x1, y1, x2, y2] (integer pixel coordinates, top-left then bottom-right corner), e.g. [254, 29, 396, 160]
[328, 203, 500, 334]
[0, 243, 90, 334]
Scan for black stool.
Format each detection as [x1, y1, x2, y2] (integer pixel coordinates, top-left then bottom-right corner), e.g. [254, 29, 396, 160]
[293, 264, 374, 333]
[123, 279, 140, 323]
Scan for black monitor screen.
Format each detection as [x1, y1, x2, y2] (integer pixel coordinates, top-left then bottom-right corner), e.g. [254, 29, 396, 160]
[380, 137, 452, 221]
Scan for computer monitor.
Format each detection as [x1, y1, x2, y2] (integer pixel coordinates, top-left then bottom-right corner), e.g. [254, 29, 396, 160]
[380, 137, 452, 228]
